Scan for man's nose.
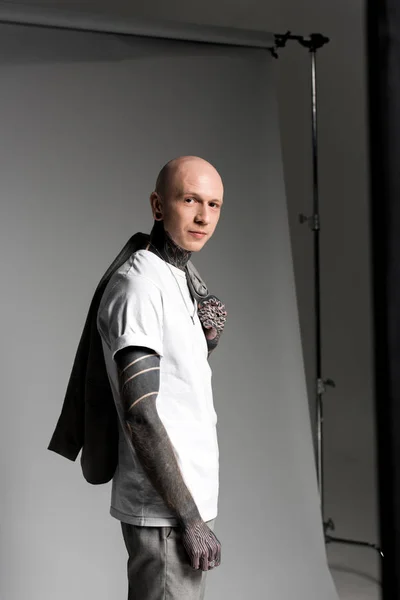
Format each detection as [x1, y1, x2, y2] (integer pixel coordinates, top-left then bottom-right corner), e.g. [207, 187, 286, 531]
[195, 206, 211, 224]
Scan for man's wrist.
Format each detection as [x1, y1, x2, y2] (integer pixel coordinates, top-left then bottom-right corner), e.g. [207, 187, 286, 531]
[177, 506, 203, 529]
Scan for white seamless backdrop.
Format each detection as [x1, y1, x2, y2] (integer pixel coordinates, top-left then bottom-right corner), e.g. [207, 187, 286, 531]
[0, 22, 338, 600]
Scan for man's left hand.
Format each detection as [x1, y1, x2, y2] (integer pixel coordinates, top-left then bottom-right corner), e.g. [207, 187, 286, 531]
[197, 295, 227, 350]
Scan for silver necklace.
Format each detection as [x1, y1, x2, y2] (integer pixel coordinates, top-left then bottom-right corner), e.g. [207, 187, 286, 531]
[145, 240, 196, 325]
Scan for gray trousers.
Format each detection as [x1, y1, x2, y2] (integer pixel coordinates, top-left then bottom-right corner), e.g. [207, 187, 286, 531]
[120, 519, 215, 600]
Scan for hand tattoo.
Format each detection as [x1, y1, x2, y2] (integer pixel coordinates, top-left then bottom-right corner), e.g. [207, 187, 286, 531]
[197, 295, 227, 353]
[181, 518, 222, 571]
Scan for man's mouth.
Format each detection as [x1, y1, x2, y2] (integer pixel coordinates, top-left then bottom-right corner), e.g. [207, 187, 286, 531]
[189, 231, 207, 238]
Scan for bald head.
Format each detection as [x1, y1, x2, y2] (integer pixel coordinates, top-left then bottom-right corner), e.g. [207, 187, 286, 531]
[155, 156, 223, 199]
[150, 155, 223, 252]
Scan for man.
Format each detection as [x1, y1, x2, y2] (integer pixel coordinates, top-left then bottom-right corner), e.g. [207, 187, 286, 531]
[96, 155, 226, 599]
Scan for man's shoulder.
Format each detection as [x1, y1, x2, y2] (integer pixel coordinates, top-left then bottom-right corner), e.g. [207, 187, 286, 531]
[101, 250, 164, 303]
[96, 251, 165, 331]
[125, 249, 170, 293]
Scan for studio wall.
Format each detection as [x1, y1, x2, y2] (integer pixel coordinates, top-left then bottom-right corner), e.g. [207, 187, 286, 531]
[0, 20, 338, 600]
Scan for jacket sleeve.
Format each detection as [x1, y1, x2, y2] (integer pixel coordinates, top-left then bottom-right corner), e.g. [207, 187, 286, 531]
[47, 309, 92, 461]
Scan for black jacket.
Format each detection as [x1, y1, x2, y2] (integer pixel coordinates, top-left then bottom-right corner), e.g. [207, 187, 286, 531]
[47, 232, 209, 484]
[47, 232, 150, 484]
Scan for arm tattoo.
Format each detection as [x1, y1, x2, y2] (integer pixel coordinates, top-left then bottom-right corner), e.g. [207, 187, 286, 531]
[115, 346, 202, 524]
[115, 345, 222, 570]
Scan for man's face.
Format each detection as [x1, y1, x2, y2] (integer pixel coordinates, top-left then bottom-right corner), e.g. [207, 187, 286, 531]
[156, 162, 224, 252]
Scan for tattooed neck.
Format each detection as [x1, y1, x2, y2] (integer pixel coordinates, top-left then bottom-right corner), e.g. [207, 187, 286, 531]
[148, 220, 192, 271]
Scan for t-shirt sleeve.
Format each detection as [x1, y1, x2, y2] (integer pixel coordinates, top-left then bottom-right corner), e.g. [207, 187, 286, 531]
[97, 274, 164, 361]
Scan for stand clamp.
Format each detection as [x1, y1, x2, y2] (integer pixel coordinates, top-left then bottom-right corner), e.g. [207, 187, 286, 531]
[299, 212, 320, 231]
[317, 378, 336, 395]
[270, 31, 330, 58]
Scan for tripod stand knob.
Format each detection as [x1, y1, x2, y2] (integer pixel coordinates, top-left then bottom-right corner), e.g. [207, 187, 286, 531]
[299, 213, 310, 224]
[317, 378, 336, 394]
[323, 378, 336, 388]
[299, 213, 320, 230]
[324, 518, 335, 534]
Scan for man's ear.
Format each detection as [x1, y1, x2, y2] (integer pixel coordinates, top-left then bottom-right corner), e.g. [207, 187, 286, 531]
[150, 192, 162, 218]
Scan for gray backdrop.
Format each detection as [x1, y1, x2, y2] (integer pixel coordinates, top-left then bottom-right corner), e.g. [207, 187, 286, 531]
[0, 1, 377, 598]
[0, 21, 338, 600]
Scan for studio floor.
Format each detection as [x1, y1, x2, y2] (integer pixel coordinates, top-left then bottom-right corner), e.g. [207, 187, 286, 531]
[327, 536, 381, 599]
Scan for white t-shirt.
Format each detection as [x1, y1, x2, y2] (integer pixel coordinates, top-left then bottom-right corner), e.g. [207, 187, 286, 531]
[97, 249, 219, 526]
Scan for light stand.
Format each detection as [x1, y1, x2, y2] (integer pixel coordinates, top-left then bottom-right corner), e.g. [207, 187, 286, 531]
[271, 31, 384, 560]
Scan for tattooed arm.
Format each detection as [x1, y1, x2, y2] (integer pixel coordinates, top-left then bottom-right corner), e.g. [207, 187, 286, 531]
[114, 345, 222, 571]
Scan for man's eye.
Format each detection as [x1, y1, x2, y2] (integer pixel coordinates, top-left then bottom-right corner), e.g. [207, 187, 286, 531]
[185, 198, 195, 203]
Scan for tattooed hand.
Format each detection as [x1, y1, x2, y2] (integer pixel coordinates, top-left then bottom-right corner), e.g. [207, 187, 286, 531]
[197, 295, 227, 352]
[181, 519, 222, 571]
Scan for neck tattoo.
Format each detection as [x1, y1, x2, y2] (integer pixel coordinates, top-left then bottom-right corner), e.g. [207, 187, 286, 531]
[148, 220, 192, 271]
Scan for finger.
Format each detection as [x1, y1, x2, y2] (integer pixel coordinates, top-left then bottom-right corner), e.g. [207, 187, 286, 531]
[191, 551, 200, 570]
[212, 533, 221, 565]
[205, 328, 218, 340]
[205, 532, 218, 568]
[199, 553, 209, 572]
[208, 549, 216, 569]
[183, 537, 200, 570]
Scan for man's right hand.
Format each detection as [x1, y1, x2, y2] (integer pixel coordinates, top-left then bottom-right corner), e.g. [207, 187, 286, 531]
[181, 519, 222, 571]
